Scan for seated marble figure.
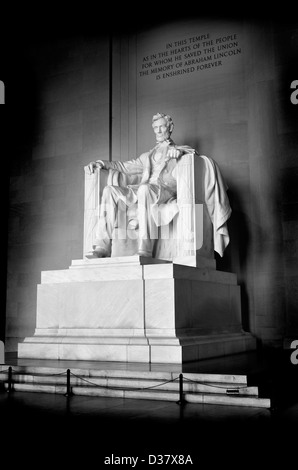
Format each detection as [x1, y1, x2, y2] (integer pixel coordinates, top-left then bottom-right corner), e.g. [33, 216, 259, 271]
[85, 112, 232, 261]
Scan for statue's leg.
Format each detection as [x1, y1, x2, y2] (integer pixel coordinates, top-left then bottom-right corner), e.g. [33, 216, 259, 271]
[137, 183, 159, 257]
[92, 185, 131, 257]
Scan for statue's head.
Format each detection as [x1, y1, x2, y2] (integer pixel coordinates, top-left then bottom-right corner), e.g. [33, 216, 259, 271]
[152, 112, 174, 143]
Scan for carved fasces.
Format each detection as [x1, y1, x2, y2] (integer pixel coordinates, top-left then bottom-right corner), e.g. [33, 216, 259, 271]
[176, 152, 200, 256]
[83, 167, 104, 256]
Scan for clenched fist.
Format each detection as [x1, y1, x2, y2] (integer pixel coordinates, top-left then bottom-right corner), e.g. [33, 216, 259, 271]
[165, 147, 182, 162]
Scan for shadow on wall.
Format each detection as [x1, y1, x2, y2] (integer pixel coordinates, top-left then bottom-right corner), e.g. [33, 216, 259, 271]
[187, 137, 254, 333]
[216, 180, 285, 342]
[216, 186, 252, 333]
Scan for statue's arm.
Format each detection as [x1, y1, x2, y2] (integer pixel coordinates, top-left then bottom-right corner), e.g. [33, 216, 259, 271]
[174, 144, 196, 155]
[99, 154, 146, 174]
[166, 144, 196, 162]
[85, 153, 148, 175]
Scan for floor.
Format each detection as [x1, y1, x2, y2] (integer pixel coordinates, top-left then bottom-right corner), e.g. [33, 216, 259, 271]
[1, 349, 297, 466]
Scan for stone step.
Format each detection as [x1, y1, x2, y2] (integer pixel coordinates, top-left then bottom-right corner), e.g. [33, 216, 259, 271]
[41, 259, 236, 285]
[2, 382, 271, 408]
[0, 364, 271, 408]
[0, 365, 248, 384]
[0, 372, 259, 396]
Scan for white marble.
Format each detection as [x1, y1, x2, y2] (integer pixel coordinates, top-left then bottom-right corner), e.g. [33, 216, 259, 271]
[33, 328, 146, 337]
[36, 280, 144, 330]
[41, 266, 144, 283]
[5, 380, 270, 408]
[145, 279, 176, 330]
[149, 345, 182, 364]
[72, 255, 170, 267]
[19, 342, 151, 363]
[18, 342, 60, 360]
[146, 333, 256, 364]
[1, 363, 248, 385]
[144, 277, 242, 334]
[83, 166, 106, 257]
[83, 152, 224, 268]
[41, 255, 170, 284]
[26, 334, 149, 344]
[41, 257, 234, 284]
[174, 154, 219, 265]
[183, 372, 247, 385]
[18, 255, 255, 364]
[185, 393, 271, 408]
[74, 386, 125, 398]
[143, 263, 237, 285]
[19, 331, 256, 364]
[86, 369, 174, 380]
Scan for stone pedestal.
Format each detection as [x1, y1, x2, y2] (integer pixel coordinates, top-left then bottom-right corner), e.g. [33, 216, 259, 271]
[18, 256, 256, 363]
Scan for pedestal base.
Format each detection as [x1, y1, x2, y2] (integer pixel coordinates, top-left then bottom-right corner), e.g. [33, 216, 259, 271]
[19, 332, 256, 364]
[18, 256, 256, 364]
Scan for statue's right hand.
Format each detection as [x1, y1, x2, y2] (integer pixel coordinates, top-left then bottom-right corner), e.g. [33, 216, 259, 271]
[85, 161, 104, 174]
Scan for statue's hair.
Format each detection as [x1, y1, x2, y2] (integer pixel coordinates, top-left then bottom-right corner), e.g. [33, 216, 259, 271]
[152, 112, 174, 130]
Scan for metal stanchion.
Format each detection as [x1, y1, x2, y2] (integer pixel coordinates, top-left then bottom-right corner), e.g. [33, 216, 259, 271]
[64, 369, 73, 397]
[7, 366, 13, 393]
[176, 373, 185, 405]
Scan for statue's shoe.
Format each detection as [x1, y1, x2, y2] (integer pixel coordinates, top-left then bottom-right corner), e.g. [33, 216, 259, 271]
[137, 250, 152, 258]
[85, 247, 109, 259]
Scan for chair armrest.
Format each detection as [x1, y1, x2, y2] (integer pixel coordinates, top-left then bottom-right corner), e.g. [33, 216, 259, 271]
[83, 167, 110, 256]
[175, 153, 215, 267]
[83, 166, 141, 257]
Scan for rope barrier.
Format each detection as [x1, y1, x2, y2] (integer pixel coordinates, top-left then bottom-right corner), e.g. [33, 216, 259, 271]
[42, 371, 68, 377]
[0, 368, 17, 374]
[0, 367, 247, 390]
[69, 370, 180, 391]
[140, 376, 180, 391]
[182, 375, 248, 390]
[1, 367, 180, 393]
[0, 367, 250, 403]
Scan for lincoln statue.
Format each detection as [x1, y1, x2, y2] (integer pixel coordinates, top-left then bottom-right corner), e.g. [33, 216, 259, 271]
[85, 112, 196, 258]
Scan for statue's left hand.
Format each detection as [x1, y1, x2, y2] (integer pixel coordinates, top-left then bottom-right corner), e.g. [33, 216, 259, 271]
[165, 148, 182, 161]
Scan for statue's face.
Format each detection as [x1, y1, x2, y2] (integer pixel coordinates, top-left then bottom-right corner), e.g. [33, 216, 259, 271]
[152, 117, 171, 143]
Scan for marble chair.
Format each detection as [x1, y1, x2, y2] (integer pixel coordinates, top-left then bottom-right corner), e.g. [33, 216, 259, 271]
[83, 152, 222, 268]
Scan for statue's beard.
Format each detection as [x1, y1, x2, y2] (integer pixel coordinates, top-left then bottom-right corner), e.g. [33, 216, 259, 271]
[156, 134, 171, 144]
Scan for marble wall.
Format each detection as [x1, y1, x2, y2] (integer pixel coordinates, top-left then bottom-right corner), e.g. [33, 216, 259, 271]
[5, 35, 110, 350]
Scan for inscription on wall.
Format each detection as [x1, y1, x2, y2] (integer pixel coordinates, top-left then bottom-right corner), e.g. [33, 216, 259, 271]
[138, 33, 242, 80]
